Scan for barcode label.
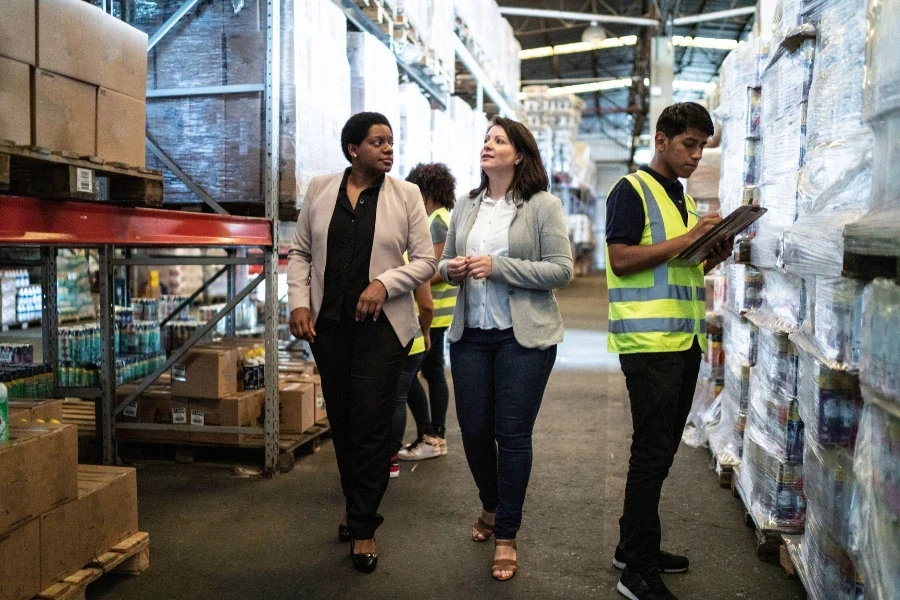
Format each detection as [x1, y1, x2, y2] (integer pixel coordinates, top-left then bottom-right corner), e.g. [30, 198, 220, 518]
[123, 402, 138, 418]
[172, 364, 187, 381]
[76, 168, 94, 193]
[172, 407, 187, 424]
[191, 411, 205, 426]
[316, 393, 325, 408]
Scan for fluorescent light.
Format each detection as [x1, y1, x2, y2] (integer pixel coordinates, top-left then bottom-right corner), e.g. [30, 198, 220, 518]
[672, 35, 740, 50]
[521, 78, 715, 97]
[673, 80, 717, 93]
[519, 35, 637, 60]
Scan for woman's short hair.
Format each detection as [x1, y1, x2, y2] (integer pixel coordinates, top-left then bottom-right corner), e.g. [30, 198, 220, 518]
[405, 163, 457, 210]
[469, 115, 549, 202]
[340, 112, 392, 163]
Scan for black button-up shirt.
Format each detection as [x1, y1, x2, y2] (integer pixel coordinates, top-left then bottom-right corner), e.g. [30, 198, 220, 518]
[319, 168, 384, 322]
[605, 166, 688, 246]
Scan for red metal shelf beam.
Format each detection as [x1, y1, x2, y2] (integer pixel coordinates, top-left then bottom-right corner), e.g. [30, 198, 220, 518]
[0, 196, 273, 247]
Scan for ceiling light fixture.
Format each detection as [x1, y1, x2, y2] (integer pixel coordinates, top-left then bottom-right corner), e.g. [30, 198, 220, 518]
[581, 20, 607, 44]
[519, 35, 637, 60]
[521, 78, 717, 97]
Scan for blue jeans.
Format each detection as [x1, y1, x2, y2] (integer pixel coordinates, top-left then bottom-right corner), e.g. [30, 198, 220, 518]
[391, 351, 426, 457]
[450, 327, 557, 540]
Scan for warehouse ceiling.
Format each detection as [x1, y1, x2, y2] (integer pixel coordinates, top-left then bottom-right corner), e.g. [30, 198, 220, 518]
[493, 0, 756, 149]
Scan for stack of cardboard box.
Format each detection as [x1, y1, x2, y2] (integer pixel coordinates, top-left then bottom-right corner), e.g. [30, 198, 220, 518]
[0, 0, 147, 167]
[0, 423, 139, 600]
[117, 343, 325, 445]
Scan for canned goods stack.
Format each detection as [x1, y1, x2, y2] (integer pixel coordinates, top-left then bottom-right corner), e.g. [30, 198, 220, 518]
[0, 344, 35, 364]
[131, 297, 160, 322]
[163, 321, 210, 352]
[0, 365, 54, 399]
[159, 295, 192, 322]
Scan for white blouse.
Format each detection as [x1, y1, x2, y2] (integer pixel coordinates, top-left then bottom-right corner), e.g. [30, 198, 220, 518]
[465, 192, 517, 330]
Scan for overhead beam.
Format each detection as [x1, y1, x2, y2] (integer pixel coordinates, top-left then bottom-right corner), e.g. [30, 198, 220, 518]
[148, 0, 202, 51]
[499, 6, 659, 27]
[671, 6, 756, 26]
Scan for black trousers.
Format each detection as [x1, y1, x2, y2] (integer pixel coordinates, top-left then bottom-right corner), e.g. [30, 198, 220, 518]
[618, 338, 702, 571]
[310, 315, 408, 540]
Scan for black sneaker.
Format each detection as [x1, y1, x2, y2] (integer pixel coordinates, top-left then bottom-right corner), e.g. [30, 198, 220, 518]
[617, 566, 679, 600]
[614, 547, 690, 573]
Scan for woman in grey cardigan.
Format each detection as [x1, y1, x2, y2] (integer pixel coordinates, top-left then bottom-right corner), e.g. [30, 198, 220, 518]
[439, 116, 573, 581]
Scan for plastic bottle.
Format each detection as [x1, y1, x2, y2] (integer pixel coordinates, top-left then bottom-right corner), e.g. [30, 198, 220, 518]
[0, 374, 8, 442]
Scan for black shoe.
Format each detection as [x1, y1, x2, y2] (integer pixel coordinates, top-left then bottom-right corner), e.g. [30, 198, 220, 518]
[338, 523, 351, 543]
[350, 539, 378, 574]
[613, 547, 690, 573]
[617, 566, 679, 600]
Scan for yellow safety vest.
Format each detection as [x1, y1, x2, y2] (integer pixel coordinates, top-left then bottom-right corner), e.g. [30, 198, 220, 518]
[605, 170, 708, 354]
[428, 207, 458, 329]
[403, 251, 427, 356]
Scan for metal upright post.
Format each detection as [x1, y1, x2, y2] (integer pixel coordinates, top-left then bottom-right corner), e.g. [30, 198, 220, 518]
[40, 247, 58, 394]
[98, 245, 118, 465]
[263, 0, 282, 476]
[226, 248, 237, 338]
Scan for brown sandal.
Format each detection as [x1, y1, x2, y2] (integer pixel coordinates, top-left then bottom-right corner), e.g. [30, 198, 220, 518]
[492, 540, 518, 581]
[472, 515, 495, 542]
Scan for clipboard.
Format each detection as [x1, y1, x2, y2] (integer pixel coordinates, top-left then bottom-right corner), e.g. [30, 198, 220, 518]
[669, 205, 767, 267]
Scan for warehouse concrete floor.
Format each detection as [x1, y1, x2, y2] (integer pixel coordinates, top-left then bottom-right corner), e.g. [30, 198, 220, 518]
[90, 275, 806, 600]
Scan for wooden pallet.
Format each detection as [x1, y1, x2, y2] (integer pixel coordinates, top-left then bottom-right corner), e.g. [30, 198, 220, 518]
[36, 532, 150, 600]
[61, 400, 97, 437]
[731, 466, 802, 562]
[0, 141, 163, 207]
[358, 0, 394, 39]
[118, 422, 331, 473]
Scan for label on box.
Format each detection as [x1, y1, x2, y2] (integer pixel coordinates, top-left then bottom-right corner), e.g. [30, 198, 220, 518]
[316, 393, 325, 409]
[123, 401, 138, 418]
[76, 168, 94, 193]
[191, 411, 205, 426]
[172, 407, 187, 424]
[172, 364, 187, 381]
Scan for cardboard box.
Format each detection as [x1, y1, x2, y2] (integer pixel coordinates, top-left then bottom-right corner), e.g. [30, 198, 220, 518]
[0, 56, 31, 146]
[0, 519, 40, 600]
[40, 465, 139, 591]
[0, 424, 78, 535]
[187, 388, 264, 444]
[76, 465, 138, 563]
[7, 400, 64, 424]
[97, 87, 146, 168]
[33, 69, 96, 156]
[171, 347, 242, 400]
[37, 0, 147, 100]
[0, 0, 36, 66]
[116, 386, 188, 443]
[279, 382, 315, 434]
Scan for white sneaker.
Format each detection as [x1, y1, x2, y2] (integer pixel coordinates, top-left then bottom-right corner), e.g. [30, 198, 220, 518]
[435, 436, 448, 456]
[397, 435, 442, 461]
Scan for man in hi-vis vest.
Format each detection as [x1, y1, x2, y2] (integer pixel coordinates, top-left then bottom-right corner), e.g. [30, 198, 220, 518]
[605, 103, 732, 600]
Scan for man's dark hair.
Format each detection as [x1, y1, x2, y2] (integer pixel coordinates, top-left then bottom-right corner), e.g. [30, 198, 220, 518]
[340, 112, 392, 162]
[656, 102, 714, 139]
[406, 163, 457, 210]
[469, 116, 549, 202]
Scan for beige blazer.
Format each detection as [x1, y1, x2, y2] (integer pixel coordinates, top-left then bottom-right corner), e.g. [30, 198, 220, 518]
[287, 172, 437, 346]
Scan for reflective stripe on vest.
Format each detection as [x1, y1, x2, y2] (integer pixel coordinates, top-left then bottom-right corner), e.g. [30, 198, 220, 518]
[410, 328, 426, 355]
[606, 171, 708, 354]
[429, 207, 458, 328]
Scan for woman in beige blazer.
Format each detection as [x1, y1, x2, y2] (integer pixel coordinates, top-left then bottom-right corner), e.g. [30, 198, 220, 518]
[287, 112, 436, 574]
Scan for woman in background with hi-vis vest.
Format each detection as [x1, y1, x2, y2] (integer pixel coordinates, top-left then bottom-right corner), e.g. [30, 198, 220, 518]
[397, 163, 459, 461]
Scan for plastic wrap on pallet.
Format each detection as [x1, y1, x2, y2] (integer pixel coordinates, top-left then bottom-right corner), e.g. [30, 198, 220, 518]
[772, 0, 806, 43]
[800, 276, 864, 368]
[709, 388, 744, 468]
[397, 84, 432, 178]
[801, 505, 865, 600]
[739, 433, 806, 530]
[726, 263, 763, 315]
[804, 438, 858, 551]
[716, 38, 765, 115]
[862, 0, 900, 120]
[683, 369, 724, 448]
[797, 345, 862, 452]
[859, 278, 900, 404]
[348, 31, 401, 177]
[756, 325, 801, 398]
[752, 268, 805, 331]
[724, 310, 758, 366]
[852, 403, 900, 600]
[746, 364, 804, 464]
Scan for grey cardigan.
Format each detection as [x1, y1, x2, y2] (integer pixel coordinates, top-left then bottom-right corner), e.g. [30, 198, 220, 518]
[439, 190, 573, 349]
